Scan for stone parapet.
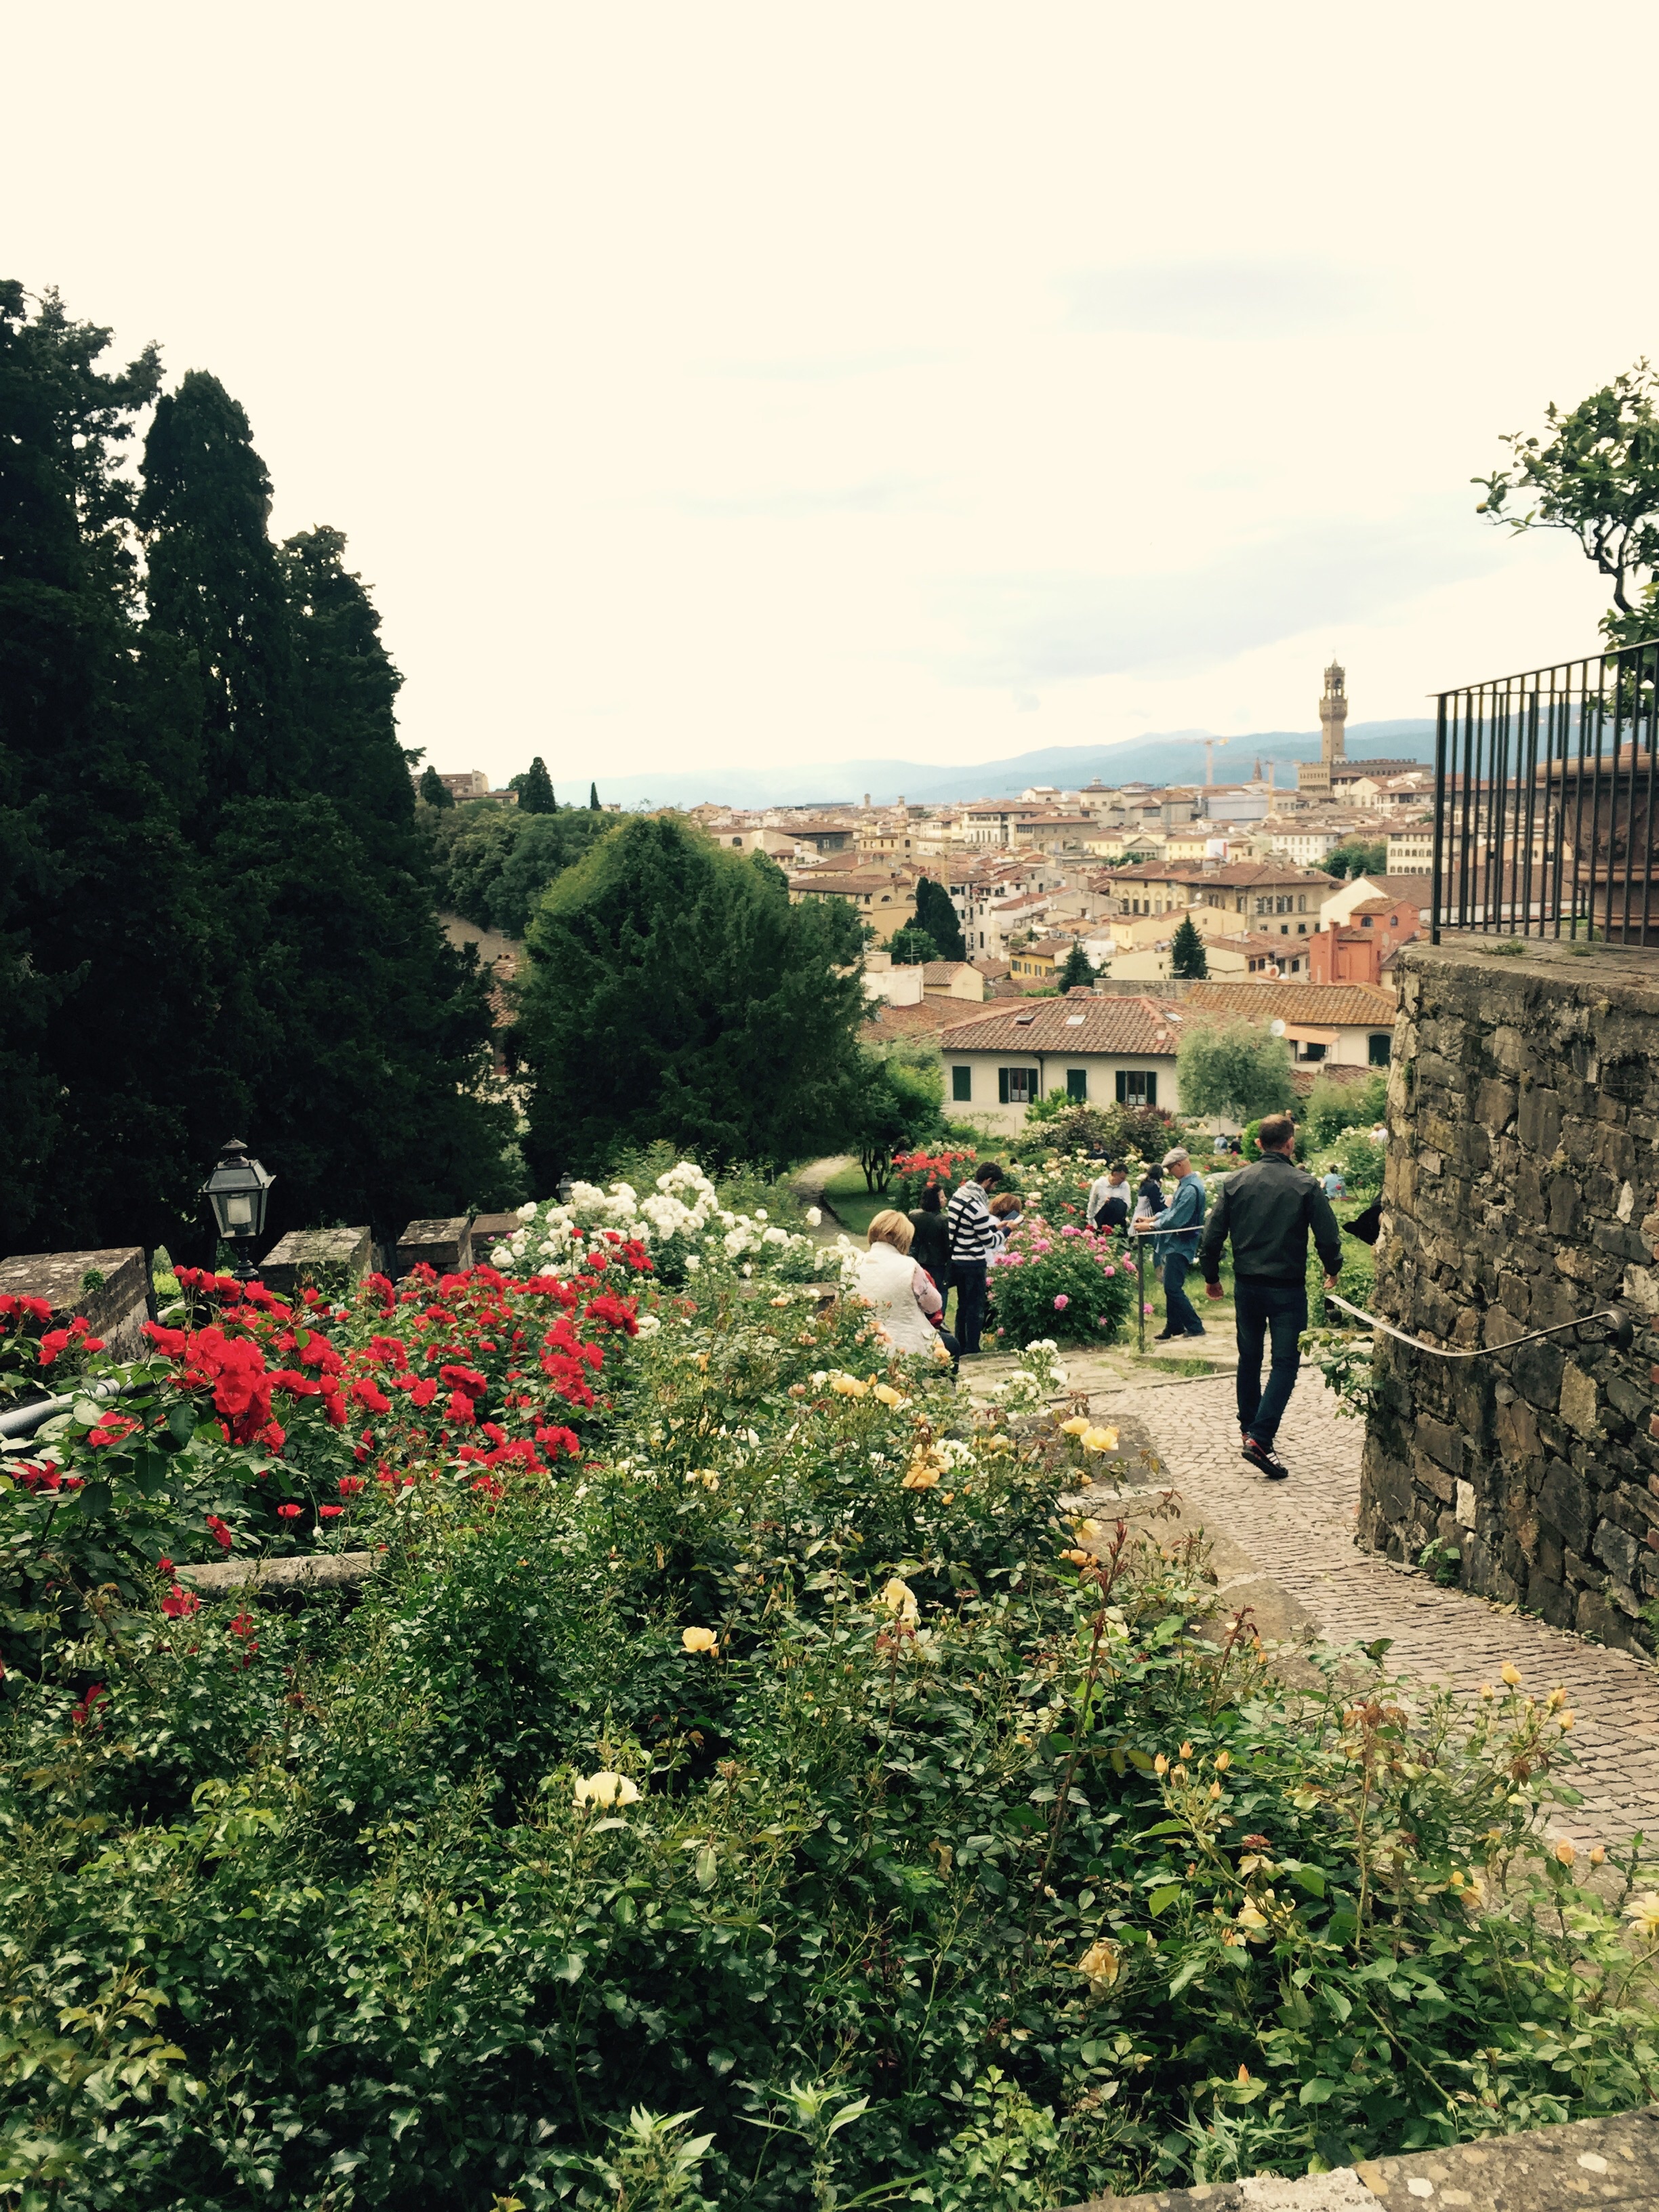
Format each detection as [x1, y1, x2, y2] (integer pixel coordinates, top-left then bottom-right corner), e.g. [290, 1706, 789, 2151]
[469, 1212, 524, 1254]
[1359, 939, 1659, 1650]
[1066, 2097, 1659, 2206]
[258, 1226, 372, 1298]
[396, 1217, 473, 1275]
[0, 1246, 150, 1359]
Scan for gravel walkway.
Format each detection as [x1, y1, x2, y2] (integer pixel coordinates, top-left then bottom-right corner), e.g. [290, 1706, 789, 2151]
[1096, 1368, 1659, 1847]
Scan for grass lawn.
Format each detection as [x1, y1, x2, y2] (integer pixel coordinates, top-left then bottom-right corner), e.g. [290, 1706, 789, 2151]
[819, 1160, 888, 1240]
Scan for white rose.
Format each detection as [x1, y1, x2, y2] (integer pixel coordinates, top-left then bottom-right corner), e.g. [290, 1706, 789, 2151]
[805, 1208, 822, 1227]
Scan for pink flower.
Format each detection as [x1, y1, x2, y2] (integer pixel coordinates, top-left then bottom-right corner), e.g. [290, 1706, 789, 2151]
[1053, 1294, 1069, 1310]
[1143, 1302, 1154, 1315]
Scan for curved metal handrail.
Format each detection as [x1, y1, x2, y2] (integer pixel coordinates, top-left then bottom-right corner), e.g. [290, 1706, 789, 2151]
[1325, 1292, 1633, 1360]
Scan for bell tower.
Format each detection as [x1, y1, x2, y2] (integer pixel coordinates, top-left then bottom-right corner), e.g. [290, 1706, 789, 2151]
[1300, 660, 1349, 801]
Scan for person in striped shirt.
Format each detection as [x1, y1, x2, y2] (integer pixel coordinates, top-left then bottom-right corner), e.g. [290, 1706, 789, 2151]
[946, 1162, 1004, 1355]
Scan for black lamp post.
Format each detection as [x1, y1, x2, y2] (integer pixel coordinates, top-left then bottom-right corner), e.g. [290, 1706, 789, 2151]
[558, 1172, 575, 1207]
[201, 1139, 276, 1279]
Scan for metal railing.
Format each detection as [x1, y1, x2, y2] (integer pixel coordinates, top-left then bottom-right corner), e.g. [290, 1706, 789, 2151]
[1431, 638, 1659, 943]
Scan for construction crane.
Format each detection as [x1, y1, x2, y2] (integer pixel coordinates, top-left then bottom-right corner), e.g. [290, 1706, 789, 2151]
[1201, 735, 1229, 789]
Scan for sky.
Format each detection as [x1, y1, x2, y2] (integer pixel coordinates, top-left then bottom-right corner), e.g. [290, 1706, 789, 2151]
[6, 2, 1652, 792]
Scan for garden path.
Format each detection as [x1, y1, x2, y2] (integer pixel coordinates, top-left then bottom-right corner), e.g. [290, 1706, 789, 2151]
[1040, 1358, 1659, 1849]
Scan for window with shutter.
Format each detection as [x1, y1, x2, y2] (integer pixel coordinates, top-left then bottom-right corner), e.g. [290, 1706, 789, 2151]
[1066, 1067, 1087, 1100]
[952, 1065, 972, 1101]
[998, 1068, 1010, 1105]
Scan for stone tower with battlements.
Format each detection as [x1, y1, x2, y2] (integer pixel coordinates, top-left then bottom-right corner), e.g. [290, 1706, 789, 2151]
[1298, 659, 1349, 801]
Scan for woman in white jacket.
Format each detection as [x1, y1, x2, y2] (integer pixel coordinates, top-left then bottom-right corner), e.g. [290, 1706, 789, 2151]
[851, 1211, 957, 1365]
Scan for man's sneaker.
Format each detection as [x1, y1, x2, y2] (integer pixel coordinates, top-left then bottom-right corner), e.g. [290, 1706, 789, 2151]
[1242, 1437, 1290, 1481]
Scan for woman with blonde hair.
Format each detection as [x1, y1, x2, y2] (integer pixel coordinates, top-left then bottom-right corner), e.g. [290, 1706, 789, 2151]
[851, 1210, 958, 1363]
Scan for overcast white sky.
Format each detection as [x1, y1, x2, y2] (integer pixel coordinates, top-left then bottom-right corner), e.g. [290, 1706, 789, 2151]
[7, 3, 1651, 789]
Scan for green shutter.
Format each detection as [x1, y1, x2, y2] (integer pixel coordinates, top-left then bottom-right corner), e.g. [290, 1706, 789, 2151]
[952, 1065, 972, 1101]
[1114, 1069, 1127, 1104]
[998, 1067, 1010, 1105]
[1067, 1067, 1087, 1101]
[1145, 1072, 1158, 1107]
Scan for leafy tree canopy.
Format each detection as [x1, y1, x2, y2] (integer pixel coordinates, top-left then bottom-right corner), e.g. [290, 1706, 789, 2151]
[1318, 840, 1386, 881]
[1476, 361, 1659, 615]
[1176, 1017, 1295, 1122]
[1169, 914, 1208, 978]
[518, 817, 867, 1179]
[887, 923, 939, 966]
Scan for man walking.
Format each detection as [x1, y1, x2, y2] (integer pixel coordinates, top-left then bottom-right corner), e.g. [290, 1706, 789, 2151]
[1199, 1113, 1342, 1481]
[1135, 1145, 1208, 1340]
[945, 1161, 1003, 1355]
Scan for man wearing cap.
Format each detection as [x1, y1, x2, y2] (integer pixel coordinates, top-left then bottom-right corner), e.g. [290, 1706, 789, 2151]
[1133, 1145, 1208, 1341]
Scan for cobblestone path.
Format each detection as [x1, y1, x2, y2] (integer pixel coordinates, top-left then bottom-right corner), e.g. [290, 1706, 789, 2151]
[1094, 1368, 1659, 1847]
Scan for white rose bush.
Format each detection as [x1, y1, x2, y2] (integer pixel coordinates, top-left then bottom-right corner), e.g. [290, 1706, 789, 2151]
[491, 1158, 829, 1288]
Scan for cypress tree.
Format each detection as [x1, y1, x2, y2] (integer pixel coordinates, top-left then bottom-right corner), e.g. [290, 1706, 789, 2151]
[419, 764, 454, 808]
[516, 756, 555, 813]
[1170, 914, 1209, 978]
[913, 876, 967, 961]
[0, 284, 222, 1253]
[1057, 941, 1096, 991]
[589, 781, 600, 811]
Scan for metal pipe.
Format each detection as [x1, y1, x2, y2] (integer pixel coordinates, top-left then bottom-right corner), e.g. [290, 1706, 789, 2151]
[1325, 1292, 1633, 1360]
[0, 1377, 127, 1443]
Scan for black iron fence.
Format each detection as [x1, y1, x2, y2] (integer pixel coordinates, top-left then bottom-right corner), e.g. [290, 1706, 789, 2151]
[1431, 638, 1659, 943]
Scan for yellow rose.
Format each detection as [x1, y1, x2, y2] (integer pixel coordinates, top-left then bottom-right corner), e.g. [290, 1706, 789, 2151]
[680, 1626, 719, 1654]
[1076, 1938, 1120, 1987]
[880, 1576, 919, 1624]
[1080, 1426, 1118, 1453]
[1059, 1416, 1091, 1437]
[901, 1464, 940, 1490]
[1500, 1661, 1521, 1687]
[1554, 1839, 1576, 1868]
[872, 1383, 907, 1408]
[830, 1374, 869, 1398]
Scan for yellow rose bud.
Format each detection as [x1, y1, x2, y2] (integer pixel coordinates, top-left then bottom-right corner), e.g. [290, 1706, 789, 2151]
[1591, 1845, 1607, 1866]
[1214, 1750, 1231, 1771]
[1153, 1753, 1168, 1776]
[1555, 1839, 1576, 1867]
[1500, 1661, 1521, 1687]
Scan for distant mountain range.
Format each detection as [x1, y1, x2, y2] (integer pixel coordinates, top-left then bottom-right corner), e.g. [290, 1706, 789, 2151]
[592, 721, 1435, 809]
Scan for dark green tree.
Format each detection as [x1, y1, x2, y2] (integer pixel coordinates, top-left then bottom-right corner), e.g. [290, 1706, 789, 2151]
[1170, 915, 1209, 977]
[0, 283, 224, 1254]
[488, 808, 607, 936]
[518, 818, 866, 1179]
[1318, 840, 1386, 880]
[1057, 941, 1096, 991]
[419, 765, 454, 808]
[138, 371, 293, 810]
[431, 800, 523, 924]
[589, 781, 601, 811]
[281, 526, 419, 827]
[887, 923, 939, 966]
[913, 876, 967, 961]
[514, 756, 556, 814]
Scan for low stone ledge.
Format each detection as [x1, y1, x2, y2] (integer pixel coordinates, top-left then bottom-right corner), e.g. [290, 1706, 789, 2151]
[176, 1552, 380, 1597]
[0, 1246, 150, 1359]
[258, 1226, 371, 1298]
[396, 1217, 473, 1275]
[470, 1212, 524, 1252]
[1065, 2100, 1659, 2209]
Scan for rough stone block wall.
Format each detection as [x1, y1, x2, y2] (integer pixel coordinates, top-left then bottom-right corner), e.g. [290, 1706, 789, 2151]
[1359, 939, 1659, 1652]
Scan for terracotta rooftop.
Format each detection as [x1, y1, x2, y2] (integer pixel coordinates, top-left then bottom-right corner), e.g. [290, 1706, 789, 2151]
[865, 1000, 1007, 1041]
[1185, 981, 1397, 1025]
[939, 996, 1185, 1057]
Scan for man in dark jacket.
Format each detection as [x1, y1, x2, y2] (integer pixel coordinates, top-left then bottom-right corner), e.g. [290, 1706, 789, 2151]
[1199, 1112, 1343, 1481]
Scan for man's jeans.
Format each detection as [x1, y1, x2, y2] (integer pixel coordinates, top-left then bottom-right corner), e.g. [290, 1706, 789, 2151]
[951, 1261, 989, 1353]
[1162, 1254, 1204, 1335]
[1233, 1276, 1308, 1448]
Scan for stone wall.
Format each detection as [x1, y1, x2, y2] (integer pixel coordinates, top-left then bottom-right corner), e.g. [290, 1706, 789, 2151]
[0, 1246, 151, 1360]
[1359, 939, 1659, 1652]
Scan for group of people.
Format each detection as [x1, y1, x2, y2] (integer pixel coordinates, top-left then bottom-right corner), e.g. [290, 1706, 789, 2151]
[849, 1112, 1347, 1488]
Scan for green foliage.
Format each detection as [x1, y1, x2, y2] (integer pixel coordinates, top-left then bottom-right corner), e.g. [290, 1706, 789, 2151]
[888, 922, 941, 966]
[4, 1262, 1654, 2209]
[590, 780, 601, 810]
[1169, 916, 1208, 978]
[986, 1223, 1136, 1345]
[1303, 1071, 1387, 1149]
[514, 755, 556, 813]
[1317, 842, 1387, 881]
[1176, 1021, 1294, 1123]
[848, 1046, 942, 1191]
[1330, 1128, 1385, 1193]
[1476, 361, 1659, 615]
[914, 876, 968, 962]
[1057, 942, 1096, 993]
[518, 817, 868, 1180]
[0, 288, 508, 1257]
[430, 797, 609, 936]
[418, 764, 453, 806]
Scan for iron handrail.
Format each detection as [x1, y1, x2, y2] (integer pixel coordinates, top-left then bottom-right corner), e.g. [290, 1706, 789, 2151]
[1325, 1292, 1633, 1359]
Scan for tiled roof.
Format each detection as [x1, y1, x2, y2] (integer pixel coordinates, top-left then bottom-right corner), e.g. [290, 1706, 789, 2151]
[866, 1000, 1008, 1040]
[1185, 981, 1397, 1025]
[921, 961, 980, 983]
[939, 996, 1184, 1057]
